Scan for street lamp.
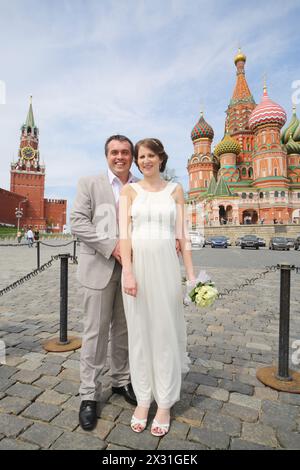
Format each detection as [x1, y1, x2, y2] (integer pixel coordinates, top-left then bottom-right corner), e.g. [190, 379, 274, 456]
[15, 206, 23, 231]
[15, 199, 27, 231]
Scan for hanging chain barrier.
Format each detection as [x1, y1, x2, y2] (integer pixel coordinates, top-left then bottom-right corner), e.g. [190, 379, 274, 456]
[0, 243, 28, 247]
[0, 253, 77, 297]
[218, 264, 300, 298]
[39, 241, 74, 248]
[0, 238, 79, 268]
[183, 264, 300, 301]
[0, 239, 77, 248]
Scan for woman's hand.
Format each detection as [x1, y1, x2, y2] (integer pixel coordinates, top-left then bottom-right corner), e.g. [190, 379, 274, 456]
[123, 271, 137, 297]
[186, 278, 197, 289]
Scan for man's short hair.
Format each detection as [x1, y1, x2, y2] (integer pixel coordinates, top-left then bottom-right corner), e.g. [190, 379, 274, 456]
[104, 135, 134, 157]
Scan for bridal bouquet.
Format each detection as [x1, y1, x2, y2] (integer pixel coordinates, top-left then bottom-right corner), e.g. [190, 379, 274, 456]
[184, 270, 218, 308]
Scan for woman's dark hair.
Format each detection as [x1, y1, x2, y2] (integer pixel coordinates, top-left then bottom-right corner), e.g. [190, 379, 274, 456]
[104, 134, 134, 157]
[134, 138, 168, 173]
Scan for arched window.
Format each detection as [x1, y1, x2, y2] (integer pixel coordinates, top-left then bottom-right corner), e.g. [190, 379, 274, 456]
[242, 192, 247, 199]
[205, 180, 208, 188]
[274, 168, 278, 176]
[281, 191, 285, 198]
[248, 167, 253, 178]
[275, 191, 279, 198]
[259, 192, 264, 199]
[242, 167, 247, 176]
[249, 193, 253, 199]
[298, 193, 300, 199]
[271, 131, 276, 143]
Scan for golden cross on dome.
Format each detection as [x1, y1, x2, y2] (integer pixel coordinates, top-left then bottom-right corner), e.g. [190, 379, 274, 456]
[263, 73, 267, 92]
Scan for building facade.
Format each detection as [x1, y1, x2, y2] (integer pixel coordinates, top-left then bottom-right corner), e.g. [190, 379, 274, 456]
[0, 98, 67, 232]
[187, 50, 300, 227]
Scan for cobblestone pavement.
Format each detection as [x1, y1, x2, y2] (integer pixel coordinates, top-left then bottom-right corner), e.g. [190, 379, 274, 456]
[0, 242, 300, 450]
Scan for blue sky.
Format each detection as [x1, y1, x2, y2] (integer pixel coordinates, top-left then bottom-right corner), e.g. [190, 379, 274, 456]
[0, 0, 299, 223]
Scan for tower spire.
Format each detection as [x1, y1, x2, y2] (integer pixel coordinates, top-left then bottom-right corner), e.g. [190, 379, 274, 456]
[25, 95, 35, 129]
[231, 48, 254, 104]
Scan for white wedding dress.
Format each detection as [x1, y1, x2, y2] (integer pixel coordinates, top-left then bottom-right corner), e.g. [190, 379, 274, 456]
[122, 181, 190, 409]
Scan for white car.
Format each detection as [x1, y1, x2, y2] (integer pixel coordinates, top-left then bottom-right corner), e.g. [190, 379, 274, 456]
[189, 231, 205, 248]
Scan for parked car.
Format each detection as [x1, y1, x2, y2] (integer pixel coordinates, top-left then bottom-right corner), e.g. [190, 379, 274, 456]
[240, 235, 260, 249]
[189, 231, 205, 248]
[211, 236, 228, 248]
[258, 237, 266, 247]
[286, 238, 295, 248]
[269, 237, 290, 251]
[294, 236, 300, 250]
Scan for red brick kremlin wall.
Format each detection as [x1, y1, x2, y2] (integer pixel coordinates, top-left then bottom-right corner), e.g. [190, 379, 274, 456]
[0, 188, 26, 225]
[44, 199, 67, 232]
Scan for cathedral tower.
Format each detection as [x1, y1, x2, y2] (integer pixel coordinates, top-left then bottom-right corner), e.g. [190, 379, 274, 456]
[226, 49, 256, 178]
[188, 112, 218, 197]
[249, 84, 288, 189]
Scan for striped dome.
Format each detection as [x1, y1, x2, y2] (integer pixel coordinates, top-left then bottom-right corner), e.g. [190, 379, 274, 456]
[214, 131, 241, 157]
[286, 135, 300, 155]
[249, 87, 287, 130]
[191, 113, 214, 141]
[281, 106, 300, 144]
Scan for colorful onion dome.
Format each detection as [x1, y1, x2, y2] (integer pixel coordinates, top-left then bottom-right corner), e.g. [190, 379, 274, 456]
[191, 112, 214, 141]
[286, 134, 300, 155]
[281, 106, 300, 144]
[234, 48, 246, 65]
[249, 86, 287, 130]
[214, 130, 241, 157]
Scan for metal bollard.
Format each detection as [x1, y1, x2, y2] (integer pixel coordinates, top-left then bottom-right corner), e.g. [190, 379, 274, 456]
[59, 254, 70, 345]
[36, 241, 40, 269]
[277, 263, 292, 380]
[257, 263, 300, 393]
[43, 253, 81, 353]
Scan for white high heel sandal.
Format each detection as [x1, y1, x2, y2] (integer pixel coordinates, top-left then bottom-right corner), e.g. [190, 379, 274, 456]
[131, 414, 147, 433]
[150, 418, 170, 437]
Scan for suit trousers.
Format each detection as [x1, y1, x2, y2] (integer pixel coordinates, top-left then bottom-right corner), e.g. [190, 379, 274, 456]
[79, 262, 130, 401]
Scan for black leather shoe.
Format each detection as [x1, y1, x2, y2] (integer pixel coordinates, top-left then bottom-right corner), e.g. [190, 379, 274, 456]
[112, 383, 137, 405]
[79, 400, 98, 431]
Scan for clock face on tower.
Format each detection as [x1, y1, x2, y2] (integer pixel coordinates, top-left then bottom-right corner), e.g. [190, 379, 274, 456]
[21, 146, 35, 160]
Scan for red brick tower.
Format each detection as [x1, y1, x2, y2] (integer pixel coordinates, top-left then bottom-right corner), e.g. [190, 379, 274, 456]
[226, 49, 256, 179]
[188, 112, 218, 198]
[10, 97, 46, 228]
[249, 84, 288, 189]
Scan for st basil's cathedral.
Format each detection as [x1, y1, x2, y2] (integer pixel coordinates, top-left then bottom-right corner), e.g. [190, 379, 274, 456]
[187, 49, 300, 226]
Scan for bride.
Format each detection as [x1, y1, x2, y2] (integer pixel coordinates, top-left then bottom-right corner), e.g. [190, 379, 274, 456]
[119, 138, 195, 436]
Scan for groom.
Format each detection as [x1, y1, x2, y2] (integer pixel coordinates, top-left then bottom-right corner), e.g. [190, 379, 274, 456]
[70, 135, 138, 431]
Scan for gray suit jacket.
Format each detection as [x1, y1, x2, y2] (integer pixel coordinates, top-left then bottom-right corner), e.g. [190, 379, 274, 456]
[70, 173, 118, 290]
